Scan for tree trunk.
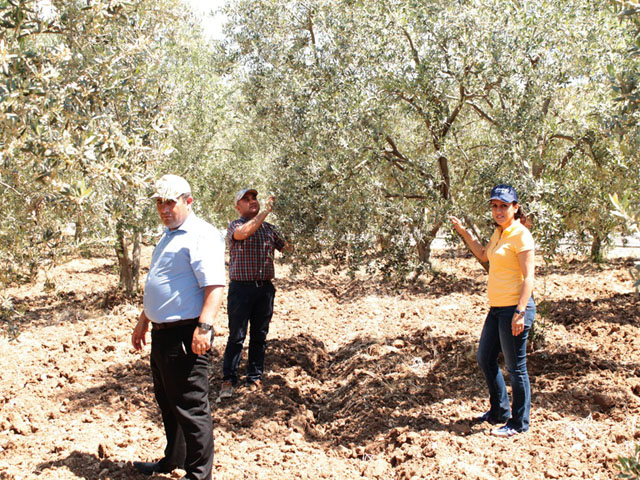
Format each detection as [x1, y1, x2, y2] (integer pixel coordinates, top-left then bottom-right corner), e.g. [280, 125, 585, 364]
[590, 234, 603, 263]
[115, 221, 140, 295]
[437, 155, 451, 200]
[74, 211, 83, 243]
[131, 229, 141, 293]
[414, 221, 442, 272]
[416, 238, 433, 266]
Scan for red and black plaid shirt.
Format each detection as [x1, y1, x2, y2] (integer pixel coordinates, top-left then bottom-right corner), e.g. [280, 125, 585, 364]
[227, 218, 286, 281]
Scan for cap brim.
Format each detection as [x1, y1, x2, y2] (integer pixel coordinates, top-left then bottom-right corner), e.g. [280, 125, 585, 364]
[489, 196, 516, 203]
[151, 193, 181, 200]
[235, 189, 259, 204]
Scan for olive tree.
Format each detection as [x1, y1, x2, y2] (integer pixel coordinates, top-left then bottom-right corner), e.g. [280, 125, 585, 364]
[0, 0, 220, 293]
[222, 0, 627, 275]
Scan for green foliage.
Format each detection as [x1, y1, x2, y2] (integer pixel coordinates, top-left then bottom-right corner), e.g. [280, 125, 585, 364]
[3, 0, 640, 292]
[528, 298, 552, 351]
[610, 191, 640, 291]
[0, 0, 229, 292]
[0, 295, 22, 341]
[223, 0, 634, 276]
[1, 0, 163, 285]
[607, 0, 640, 131]
[617, 443, 640, 480]
[158, 36, 252, 228]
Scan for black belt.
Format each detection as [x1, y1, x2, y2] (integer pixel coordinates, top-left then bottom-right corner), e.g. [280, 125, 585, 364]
[231, 279, 272, 287]
[152, 318, 198, 331]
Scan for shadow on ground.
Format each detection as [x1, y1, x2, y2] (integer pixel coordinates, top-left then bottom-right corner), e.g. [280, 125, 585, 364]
[36, 450, 145, 480]
[543, 293, 639, 327]
[275, 269, 486, 302]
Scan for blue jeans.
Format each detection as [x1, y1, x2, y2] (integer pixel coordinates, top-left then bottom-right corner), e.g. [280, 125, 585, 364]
[222, 280, 275, 384]
[477, 297, 535, 432]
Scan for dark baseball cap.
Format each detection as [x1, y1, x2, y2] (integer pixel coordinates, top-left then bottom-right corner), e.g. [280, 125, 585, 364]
[489, 184, 518, 203]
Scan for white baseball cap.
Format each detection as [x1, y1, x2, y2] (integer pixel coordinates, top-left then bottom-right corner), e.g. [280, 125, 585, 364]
[234, 188, 258, 205]
[151, 174, 191, 201]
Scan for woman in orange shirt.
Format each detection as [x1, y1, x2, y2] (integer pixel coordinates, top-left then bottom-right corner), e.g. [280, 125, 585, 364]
[450, 184, 535, 437]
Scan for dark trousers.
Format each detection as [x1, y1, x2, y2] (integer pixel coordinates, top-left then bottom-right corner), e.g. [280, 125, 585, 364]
[476, 297, 535, 432]
[150, 324, 213, 480]
[222, 280, 276, 384]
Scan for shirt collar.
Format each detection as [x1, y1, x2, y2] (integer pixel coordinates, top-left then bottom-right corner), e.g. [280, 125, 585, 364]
[165, 212, 195, 235]
[501, 218, 521, 237]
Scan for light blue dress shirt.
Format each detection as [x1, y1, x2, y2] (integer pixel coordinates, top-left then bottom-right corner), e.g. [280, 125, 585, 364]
[143, 212, 226, 323]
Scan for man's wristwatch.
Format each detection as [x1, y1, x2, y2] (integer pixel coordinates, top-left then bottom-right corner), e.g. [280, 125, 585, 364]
[197, 322, 213, 331]
[514, 309, 525, 316]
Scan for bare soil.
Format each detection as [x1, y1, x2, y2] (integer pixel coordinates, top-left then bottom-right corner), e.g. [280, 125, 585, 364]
[0, 247, 639, 480]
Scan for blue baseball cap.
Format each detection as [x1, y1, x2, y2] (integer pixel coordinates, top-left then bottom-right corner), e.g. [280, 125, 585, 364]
[489, 184, 518, 203]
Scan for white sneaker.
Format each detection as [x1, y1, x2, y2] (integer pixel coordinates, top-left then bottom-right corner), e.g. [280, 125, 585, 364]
[491, 425, 518, 437]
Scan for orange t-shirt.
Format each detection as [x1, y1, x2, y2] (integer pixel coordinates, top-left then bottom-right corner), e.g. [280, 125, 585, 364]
[486, 219, 534, 307]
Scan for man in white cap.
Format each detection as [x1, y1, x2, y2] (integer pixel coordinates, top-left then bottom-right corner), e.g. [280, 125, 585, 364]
[219, 188, 289, 398]
[131, 174, 225, 480]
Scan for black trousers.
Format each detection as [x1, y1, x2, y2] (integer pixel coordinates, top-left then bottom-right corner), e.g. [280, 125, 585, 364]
[150, 324, 213, 480]
[222, 280, 276, 384]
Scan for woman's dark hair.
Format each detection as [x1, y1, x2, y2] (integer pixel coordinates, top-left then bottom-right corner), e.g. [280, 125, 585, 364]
[514, 203, 532, 229]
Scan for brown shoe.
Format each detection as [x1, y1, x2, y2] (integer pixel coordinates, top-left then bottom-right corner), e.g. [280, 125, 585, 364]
[219, 380, 234, 399]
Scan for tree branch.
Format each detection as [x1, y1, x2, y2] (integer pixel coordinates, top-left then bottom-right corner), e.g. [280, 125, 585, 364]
[395, 91, 434, 136]
[383, 135, 408, 171]
[307, 11, 316, 47]
[401, 28, 420, 68]
[441, 83, 466, 139]
[385, 135, 407, 161]
[559, 145, 578, 169]
[0, 180, 25, 197]
[548, 134, 575, 142]
[378, 136, 436, 183]
[383, 192, 429, 200]
[467, 102, 498, 126]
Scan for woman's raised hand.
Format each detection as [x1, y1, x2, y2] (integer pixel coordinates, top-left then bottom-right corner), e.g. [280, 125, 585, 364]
[449, 215, 466, 235]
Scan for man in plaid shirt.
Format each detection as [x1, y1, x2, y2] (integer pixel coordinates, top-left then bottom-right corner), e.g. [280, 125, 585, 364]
[219, 188, 289, 398]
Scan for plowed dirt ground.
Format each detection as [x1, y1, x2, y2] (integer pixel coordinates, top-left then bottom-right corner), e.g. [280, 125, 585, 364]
[1, 246, 639, 480]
